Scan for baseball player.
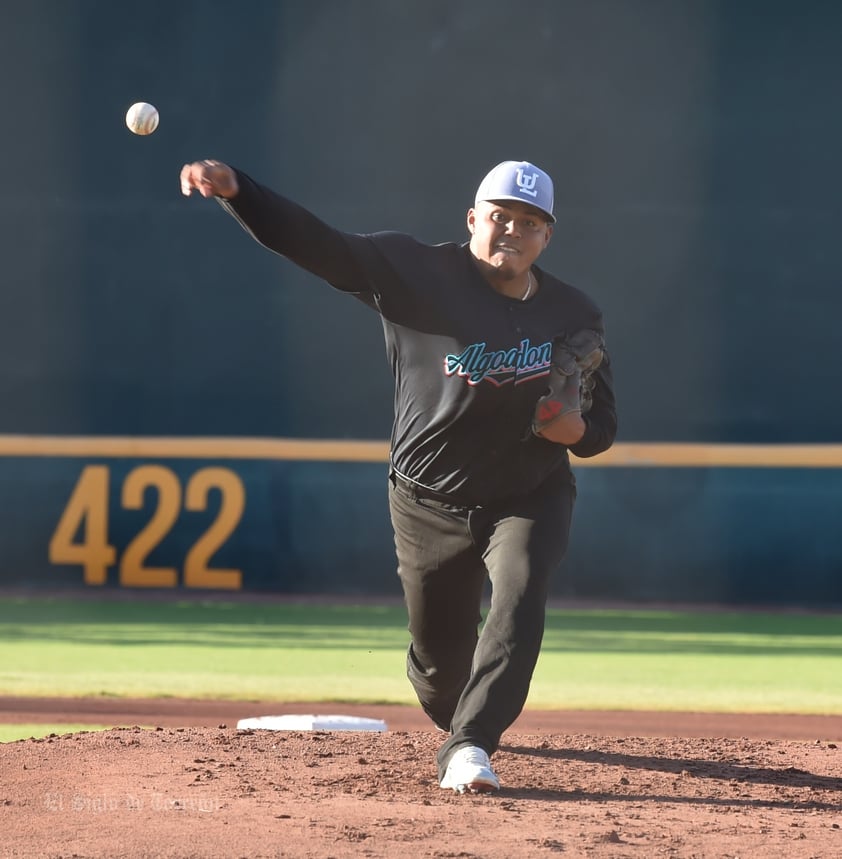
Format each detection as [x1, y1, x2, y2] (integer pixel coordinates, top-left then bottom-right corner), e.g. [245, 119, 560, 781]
[180, 158, 617, 793]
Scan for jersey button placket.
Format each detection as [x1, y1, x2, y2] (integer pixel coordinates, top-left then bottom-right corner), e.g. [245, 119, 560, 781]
[508, 302, 523, 336]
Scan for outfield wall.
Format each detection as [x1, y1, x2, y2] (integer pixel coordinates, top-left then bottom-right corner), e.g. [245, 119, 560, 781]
[1, 1, 841, 604]
[2, 439, 841, 606]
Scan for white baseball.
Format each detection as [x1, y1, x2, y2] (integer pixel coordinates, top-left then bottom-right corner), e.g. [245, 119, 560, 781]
[125, 102, 159, 135]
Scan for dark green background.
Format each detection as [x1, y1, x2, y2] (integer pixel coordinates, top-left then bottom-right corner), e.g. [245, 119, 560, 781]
[1, 1, 840, 604]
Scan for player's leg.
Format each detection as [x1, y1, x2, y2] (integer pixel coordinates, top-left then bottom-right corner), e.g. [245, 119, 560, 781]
[388, 477, 486, 731]
[436, 476, 576, 779]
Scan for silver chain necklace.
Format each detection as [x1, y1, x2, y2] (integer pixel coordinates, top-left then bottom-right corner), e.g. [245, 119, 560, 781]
[521, 270, 535, 301]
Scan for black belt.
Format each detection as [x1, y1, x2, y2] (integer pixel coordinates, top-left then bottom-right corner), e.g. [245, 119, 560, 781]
[390, 471, 468, 506]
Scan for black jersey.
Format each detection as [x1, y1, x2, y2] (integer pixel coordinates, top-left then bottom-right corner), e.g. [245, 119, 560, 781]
[222, 171, 617, 506]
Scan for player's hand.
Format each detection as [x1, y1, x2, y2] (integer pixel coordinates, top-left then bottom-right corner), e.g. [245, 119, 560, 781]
[536, 411, 586, 445]
[180, 160, 239, 199]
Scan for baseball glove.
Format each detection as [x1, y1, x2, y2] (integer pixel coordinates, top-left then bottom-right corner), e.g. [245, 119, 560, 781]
[531, 329, 604, 435]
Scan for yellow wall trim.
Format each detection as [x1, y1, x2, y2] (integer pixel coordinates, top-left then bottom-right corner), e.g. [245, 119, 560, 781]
[0, 435, 841, 467]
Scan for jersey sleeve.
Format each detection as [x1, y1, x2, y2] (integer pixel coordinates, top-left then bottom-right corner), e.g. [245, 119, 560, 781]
[216, 169, 374, 295]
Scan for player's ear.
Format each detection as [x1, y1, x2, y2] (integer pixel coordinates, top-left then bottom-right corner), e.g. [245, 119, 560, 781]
[543, 224, 553, 247]
[466, 208, 476, 234]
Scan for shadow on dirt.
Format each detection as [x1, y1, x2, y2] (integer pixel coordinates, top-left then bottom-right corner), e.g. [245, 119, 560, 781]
[502, 742, 842, 797]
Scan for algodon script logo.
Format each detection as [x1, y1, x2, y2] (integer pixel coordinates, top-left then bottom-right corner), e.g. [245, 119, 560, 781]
[444, 338, 552, 386]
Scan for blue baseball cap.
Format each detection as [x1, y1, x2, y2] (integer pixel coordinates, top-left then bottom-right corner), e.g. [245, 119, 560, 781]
[474, 160, 556, 223]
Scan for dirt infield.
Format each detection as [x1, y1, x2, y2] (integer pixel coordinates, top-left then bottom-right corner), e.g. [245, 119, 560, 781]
[2, 699, 841, 858]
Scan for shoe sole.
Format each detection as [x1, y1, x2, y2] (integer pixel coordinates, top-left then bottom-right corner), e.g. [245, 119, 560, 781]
[457, 782, 498, 795]
[443, 778, 499, 794]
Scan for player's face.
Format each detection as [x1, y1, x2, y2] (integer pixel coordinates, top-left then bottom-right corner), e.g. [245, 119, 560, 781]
[467, 201, 553, 282]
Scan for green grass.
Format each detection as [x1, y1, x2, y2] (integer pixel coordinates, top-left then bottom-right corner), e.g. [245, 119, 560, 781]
[0, 597, 840, 714]
[0, 724, 112, 743]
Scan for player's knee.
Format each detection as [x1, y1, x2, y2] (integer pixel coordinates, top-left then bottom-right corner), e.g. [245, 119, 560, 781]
[407, 642, 471, 692]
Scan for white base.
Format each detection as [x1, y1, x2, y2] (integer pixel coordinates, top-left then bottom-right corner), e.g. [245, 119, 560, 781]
[236, 714, 388, 732]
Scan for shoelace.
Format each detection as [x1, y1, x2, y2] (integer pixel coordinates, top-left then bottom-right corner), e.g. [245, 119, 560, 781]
[452, 747, 491, 769]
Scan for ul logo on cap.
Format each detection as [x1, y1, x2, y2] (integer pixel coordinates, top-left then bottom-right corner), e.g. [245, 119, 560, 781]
[516, 169, 539, 198]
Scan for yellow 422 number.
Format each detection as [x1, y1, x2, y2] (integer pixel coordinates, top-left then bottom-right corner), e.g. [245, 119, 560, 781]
[48, 465, 246, 589]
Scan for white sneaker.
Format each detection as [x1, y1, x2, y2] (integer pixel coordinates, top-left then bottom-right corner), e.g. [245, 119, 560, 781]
[439, 745, 500, 794]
